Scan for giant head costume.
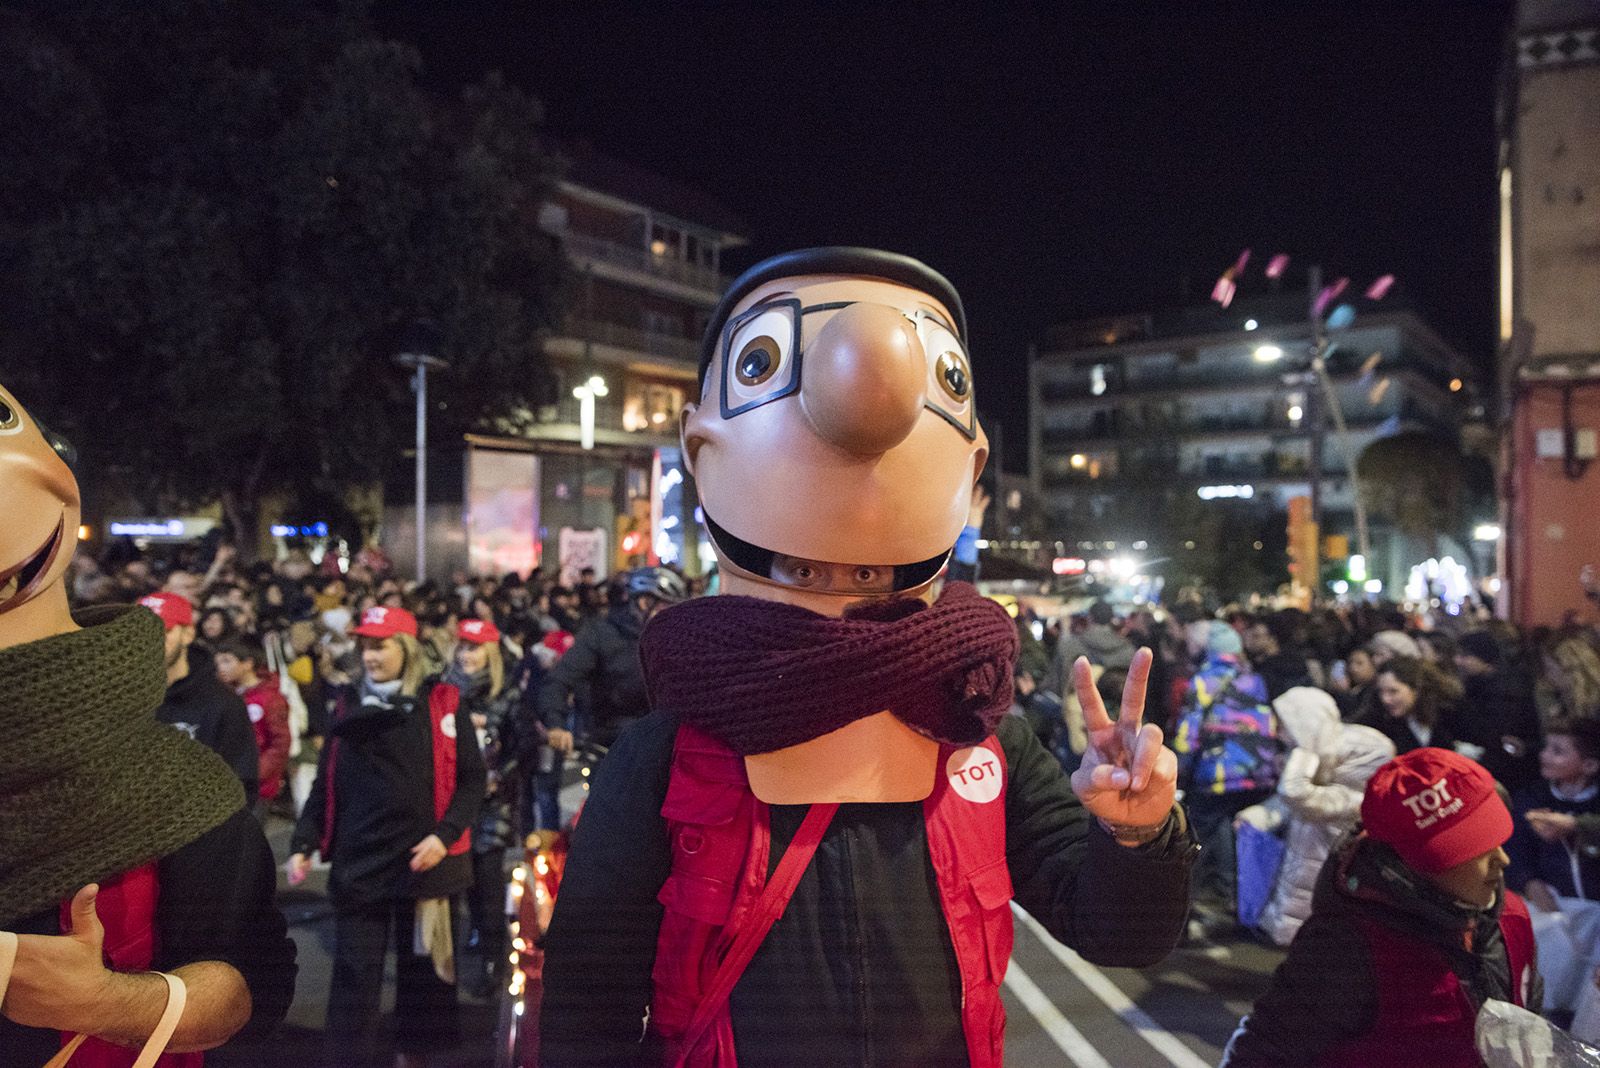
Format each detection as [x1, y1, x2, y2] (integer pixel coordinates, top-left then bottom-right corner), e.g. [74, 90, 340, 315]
[0, 382, 81, 650]
[660, 248, 1003, 804]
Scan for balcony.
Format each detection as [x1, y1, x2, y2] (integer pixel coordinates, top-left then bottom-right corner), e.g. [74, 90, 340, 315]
[564, 231, 729, 296]
[563, 316, 700, 364]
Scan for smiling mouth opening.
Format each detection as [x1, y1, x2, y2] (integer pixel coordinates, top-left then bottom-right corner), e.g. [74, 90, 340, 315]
[0, 520, 65, 614]
[703, 512, 949, 593]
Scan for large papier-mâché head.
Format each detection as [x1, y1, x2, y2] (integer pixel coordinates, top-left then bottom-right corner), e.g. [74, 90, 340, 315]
[0, 382, 81, 649]
[682, 249, 990, 803]
[684, 248, 988, 616]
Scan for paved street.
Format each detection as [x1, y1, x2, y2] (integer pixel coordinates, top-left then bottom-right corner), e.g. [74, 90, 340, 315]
[211, 778, 1281, 1068]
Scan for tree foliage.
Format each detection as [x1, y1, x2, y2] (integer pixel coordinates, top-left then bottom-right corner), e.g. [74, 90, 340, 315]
[1356, 431, 1484, 551]
[0, 1, 565, 548]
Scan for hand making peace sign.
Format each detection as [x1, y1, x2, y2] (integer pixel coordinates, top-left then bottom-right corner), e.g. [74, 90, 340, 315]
[1068, 647, 1178, 836]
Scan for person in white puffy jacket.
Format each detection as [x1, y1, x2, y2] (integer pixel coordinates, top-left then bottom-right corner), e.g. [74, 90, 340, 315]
[1237, 687, 1396, 946]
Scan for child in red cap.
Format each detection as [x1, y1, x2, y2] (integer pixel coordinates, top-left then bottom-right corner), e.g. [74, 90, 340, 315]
[1222, 747, 1540, 1067]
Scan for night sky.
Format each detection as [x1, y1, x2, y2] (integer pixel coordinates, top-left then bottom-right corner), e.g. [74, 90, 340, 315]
[375, 2, 1515, 471]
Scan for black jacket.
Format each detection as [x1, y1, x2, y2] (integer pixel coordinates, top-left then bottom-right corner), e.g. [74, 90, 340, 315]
[1458, 669, 1541, 793]
[536, 607, 648, 745]
[1221, 834, 1541, 1066]
[1507, 780, 1600, 899]
[291, 679, 485, 910]
[0, 808, 297, 1064]
[154, 646, 261, 797]
[1252, 651, 1314, 701]
[540, 712, 1196, 1067]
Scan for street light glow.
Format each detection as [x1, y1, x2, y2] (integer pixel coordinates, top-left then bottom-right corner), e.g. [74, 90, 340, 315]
[1473, 523, 1502, 542]
[1244, 319, 1259, 331]
[1070, 453, 1088, 469]
[1253, 344, 1283, 363]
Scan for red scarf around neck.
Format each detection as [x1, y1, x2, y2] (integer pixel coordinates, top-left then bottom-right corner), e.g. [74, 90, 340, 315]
[639, 581, 1019, 755]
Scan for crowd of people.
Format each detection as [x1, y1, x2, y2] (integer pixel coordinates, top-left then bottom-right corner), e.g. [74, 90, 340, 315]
[72, 540, 697, 1065]
[1009, 592, 1600, 1053]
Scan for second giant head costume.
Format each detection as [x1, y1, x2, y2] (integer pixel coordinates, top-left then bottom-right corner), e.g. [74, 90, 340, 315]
[641, 248, 1017, 804]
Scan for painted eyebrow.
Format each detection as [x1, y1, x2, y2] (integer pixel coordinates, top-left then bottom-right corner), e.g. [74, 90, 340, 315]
[916, 304, 958, 335]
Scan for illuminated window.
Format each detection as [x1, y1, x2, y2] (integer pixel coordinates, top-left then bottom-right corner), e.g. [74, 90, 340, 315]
[1499, 167, 1514, 341]
[623, 380, 687, 432]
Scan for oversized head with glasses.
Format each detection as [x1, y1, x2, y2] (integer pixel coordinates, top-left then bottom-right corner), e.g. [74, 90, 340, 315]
[684, 247, 988, 611]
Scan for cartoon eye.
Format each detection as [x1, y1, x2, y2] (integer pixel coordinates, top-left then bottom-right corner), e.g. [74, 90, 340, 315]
[0, 399, 17, 432]
[936, 351, 971, 402]
[736, 336, 781, 386]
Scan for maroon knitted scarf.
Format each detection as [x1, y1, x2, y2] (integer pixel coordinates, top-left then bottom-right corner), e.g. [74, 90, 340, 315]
[639, 581, 1019, 755]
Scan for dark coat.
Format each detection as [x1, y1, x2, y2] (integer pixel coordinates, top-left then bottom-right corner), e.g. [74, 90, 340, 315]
[1507, 780, 1600, 899]
[540, 712, 1196, 1067]
[154, 646, 261, 797]
[1221, 835, 1541, 1066]
[291, 679, 485, 910]
[536, 606, 648, 745]
[1458, 669, 1542, 793]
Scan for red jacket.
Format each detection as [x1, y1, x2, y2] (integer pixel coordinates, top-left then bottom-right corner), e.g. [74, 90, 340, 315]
[239, 675, 291, 801]
[57, 866, 201, 1068]
[650, 724, 1011, 1068]
[1317, 893, 1535, 1068]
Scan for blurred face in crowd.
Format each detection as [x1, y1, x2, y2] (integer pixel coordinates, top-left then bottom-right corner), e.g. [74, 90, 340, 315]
[214, 650, 250, 687]
[1422, 845, 1509, 911]
[380, 590, 404, 609]
[1347, 648, 1377, 687]
[163, 623, 192, 669]
[1455, 651, 1493, 678]
[1243, 622, 1277, 659]
[1377, 670, 1417, 719]
[1541, 733, 1600, 788]
[360, 635, 405, 683]
[456, 641, 489, 675]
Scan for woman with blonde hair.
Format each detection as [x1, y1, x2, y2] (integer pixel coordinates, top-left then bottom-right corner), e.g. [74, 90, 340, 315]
[445, 617, 526, 996]
[289, 605, 484, 1068]
[1545, 634, 1600, 720]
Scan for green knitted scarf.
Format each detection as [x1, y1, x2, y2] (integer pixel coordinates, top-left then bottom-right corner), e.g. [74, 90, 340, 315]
[0, 606, 245, 927]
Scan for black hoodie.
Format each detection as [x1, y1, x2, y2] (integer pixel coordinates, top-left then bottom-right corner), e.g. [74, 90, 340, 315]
[154, 644, 260, 797]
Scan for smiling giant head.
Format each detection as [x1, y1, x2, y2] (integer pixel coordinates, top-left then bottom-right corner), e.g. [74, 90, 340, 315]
[0, 382, 81, 650]
[685, 248, 988, 616]
[682, 249, 991, 802]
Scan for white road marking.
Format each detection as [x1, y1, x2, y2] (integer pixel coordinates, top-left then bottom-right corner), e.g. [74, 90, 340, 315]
[1003, 958, 1115, 1068]
[1013, 904, 1216, 1068]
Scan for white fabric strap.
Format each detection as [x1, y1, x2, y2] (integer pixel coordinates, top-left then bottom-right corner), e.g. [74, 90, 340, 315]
[33, 970, 186, 1068]
[0, 930, 16, 1008]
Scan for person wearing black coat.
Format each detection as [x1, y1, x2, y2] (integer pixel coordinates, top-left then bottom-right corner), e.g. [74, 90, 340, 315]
[540, 710, 1196, 1066]
[156, 638, 261, 799]
[536, 602, 651, 749]
[1455, 631, 1542, 794]
[288, 609, 484, 1068]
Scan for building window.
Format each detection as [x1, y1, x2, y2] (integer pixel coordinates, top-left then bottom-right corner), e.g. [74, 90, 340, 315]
[623, 380, 687, 432]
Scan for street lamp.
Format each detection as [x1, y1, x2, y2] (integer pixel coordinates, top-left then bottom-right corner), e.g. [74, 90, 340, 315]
[1253, 344, 1284, 363]
[572, 374, 609, 451]
[394, 319, 448, 583]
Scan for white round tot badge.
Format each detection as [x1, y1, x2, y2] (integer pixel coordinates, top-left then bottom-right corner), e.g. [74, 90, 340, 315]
[439, 713, 457, 740]
[946, 746, 1003, 803]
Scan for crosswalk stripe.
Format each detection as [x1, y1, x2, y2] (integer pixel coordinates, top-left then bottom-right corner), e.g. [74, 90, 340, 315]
[1012, 904, 1217, 1068]
[1003, 958, 1116, 1068]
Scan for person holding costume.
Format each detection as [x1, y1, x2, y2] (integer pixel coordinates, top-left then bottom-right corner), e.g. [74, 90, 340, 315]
[539, 248, 1196, 1067]
[0, 382, 296, 1064]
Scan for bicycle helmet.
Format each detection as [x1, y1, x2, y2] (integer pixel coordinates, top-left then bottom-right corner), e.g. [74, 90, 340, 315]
[624, 567, 689, 604]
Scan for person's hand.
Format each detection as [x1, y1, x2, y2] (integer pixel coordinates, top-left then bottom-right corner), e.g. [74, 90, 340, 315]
[1527, 809, 1579, 843]
[547, 728, 575, 755]
[1525, 879, 1561, 913]
[967, 484, 992, 529]
[1015, 672, 1036, 698]
[286, 853, 312, 886]
[1, 885, 115, 1034]
[1069, 648, 1177, 841]
[410, 834, 448, 873]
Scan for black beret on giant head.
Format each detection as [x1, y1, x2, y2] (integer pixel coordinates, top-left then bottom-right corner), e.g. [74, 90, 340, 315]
[698, 247, 968, 387]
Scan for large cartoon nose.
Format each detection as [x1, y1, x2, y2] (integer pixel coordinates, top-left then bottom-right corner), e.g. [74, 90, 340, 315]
[799, 303, 926, 455]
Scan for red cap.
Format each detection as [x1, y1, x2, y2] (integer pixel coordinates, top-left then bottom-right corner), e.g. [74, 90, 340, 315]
[352, 605, 418, 639]
[541, 630, 575, 656]
[138, 592, 194, 629]
[1361, 748, 1513, 873]
[457, 618, 501, 645]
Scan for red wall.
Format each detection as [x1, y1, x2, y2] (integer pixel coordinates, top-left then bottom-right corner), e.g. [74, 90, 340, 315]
[1508, 382, 1600, 627]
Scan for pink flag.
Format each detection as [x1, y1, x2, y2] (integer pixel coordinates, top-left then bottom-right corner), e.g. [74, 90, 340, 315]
[1365, 274, 1395, 301]
[1232, 248, 1252, 276]
[1212, 273, 1237, 308]
[1265, 253, 1290, 279]
[1313, 277, 1350, 319]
